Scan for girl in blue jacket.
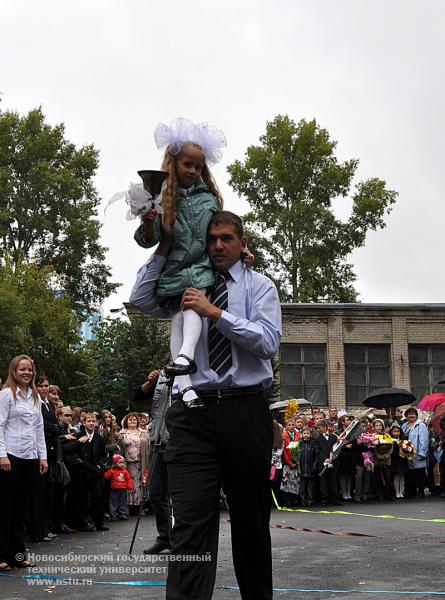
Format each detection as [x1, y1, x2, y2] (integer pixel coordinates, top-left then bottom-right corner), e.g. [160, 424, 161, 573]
[134, 119, 226, 408]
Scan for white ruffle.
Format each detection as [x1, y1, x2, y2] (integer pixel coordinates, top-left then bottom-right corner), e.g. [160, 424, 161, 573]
[106, 183, 163, 221]
[154, 118, 226, 166]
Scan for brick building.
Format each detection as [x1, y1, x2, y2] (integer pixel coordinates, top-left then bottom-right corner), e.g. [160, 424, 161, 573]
[280, 303, 445, 410]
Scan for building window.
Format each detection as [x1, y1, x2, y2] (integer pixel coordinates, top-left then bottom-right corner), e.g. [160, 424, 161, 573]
[280, 344, 327, 406]
[345, 344, 391, 406]
[409, 344, 445, 400]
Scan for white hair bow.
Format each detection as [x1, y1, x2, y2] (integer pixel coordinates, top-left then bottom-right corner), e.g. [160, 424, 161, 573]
[154, 118, 226, 166]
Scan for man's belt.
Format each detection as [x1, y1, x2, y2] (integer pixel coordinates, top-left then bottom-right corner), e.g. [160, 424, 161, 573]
[196, 385, 265, 400]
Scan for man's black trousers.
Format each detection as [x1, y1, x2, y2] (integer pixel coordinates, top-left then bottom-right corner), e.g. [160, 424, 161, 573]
[164, 394, 273, 600]
[148, 445, 170, 546]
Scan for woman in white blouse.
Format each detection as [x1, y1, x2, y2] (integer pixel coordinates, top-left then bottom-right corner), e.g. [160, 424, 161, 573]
[0, 355, 48, 571]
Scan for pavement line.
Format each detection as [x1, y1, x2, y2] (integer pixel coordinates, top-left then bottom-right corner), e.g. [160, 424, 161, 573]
[271, 491, 445, 523]
[1, 574, 445, 595]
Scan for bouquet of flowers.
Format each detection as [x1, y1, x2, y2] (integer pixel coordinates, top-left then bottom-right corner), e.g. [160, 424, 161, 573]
[362, 450, 374, 471]
[398, 439, 416, 460]
[357, 432, 377, 448]
[287, 441, 301, 473]
[357, 432, 394, 463]
[374, 433, 394, 459]
[285, 398, 299, 421]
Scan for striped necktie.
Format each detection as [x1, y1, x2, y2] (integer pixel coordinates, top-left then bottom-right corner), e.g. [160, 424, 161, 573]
[208, 271, 232, 374]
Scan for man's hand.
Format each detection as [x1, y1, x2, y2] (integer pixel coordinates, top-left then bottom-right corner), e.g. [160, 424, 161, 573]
[0, 457, 11, 471]
[181, 288, 222, 321]
[39, 459, 48, 475]
[141, 369, 160, 393]
[147, 369, 160, 382]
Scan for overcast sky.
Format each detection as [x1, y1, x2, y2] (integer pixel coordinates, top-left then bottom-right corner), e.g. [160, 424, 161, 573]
[1, 0, 444, 313]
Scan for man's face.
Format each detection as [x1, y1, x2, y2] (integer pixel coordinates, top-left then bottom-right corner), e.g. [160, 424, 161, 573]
[207, 223, 247, 271]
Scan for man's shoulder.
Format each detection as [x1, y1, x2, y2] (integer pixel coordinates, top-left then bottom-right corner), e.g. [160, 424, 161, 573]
[244, 267, 277, 288]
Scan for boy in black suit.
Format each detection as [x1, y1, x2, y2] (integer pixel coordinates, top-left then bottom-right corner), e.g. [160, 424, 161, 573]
[74, 413, 109, 532]
[314, 419, 342, 506]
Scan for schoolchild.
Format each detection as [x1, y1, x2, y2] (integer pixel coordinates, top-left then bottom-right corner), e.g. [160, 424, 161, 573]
[134, 118, 227, 409]
[73, 413, 109, 531]
[389, 423, 407, 499]
[314, 419, 342, 506]
[298, 426, 318, 506]
[104, 454, 133, 520]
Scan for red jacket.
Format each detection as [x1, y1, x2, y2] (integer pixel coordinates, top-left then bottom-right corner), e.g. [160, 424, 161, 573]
[104, 466, 133, 490]
[282, 430, 300, 467]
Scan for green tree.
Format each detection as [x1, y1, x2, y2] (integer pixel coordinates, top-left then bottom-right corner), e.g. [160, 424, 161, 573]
[84, 316, 170, 418]
[0, 259, 87, 388]
[0, 107, 118, 310]
[227, 115, 398, 302]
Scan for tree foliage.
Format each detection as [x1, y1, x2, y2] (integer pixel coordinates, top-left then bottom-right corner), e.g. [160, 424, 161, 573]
[0, 107, 118, 310]
[0, 259, 87, 387]
[83, 316, 170, 419]
[227, 115, 398, 302]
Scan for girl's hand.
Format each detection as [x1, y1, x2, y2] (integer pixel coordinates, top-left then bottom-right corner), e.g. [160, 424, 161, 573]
[242, 250, 254, 268]
[141, 207, 157, 223]
[0, 457, 11, 471]
[39, 459, 48, 475]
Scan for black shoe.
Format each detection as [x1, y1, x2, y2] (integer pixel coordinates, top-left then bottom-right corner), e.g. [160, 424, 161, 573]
[180, 387, 205, 409]
[14, 560, 36, 568]
[165, 354, 197, 377]
[79, 524, 95, 532]
[143, 542, 171, 555]
[58, 525, 75, 534]
[96, 525, 109, 532]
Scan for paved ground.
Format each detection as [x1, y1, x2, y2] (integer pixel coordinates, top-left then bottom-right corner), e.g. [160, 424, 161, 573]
[1, 496, 445, 599]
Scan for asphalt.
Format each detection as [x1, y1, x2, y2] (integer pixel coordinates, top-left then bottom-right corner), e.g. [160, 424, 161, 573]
[1, 497, 445, 600]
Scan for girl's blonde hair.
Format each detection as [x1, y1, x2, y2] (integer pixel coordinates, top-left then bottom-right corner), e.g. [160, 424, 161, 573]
[160, 143, 224, 232]
[2, 354, 39, 404]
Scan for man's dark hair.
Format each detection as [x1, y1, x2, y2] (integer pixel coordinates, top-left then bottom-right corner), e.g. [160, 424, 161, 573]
[210, 211, 244, 238]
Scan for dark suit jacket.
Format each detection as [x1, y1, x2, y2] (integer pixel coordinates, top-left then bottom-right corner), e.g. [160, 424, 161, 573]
[76, 428, 107, 478]
[41, 401, 60, 455]
[314, 433, 338, 471]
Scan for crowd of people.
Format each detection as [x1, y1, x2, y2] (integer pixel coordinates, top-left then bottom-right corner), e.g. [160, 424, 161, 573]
[271, 405, 443, 508]
[0, 354, 158, 572]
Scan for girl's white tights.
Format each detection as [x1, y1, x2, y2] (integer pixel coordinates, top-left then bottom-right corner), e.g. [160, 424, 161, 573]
[170, 309, 202, 402]
[339, 474, 352, 500]
[393, 474, 405, 498]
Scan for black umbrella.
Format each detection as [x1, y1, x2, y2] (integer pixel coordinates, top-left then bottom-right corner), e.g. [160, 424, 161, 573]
[362, 387, 416, 409]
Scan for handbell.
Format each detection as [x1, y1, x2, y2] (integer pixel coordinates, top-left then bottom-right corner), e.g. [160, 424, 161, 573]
[138, 170, 169, 197]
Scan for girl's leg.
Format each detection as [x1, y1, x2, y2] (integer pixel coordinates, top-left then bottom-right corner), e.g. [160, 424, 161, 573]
[175, 309, 202, 364]
[346, 474, 352, 499]
[339, 475, 348, 500]
[169, 309, 201, 405]
[170, 311, 184, 361]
